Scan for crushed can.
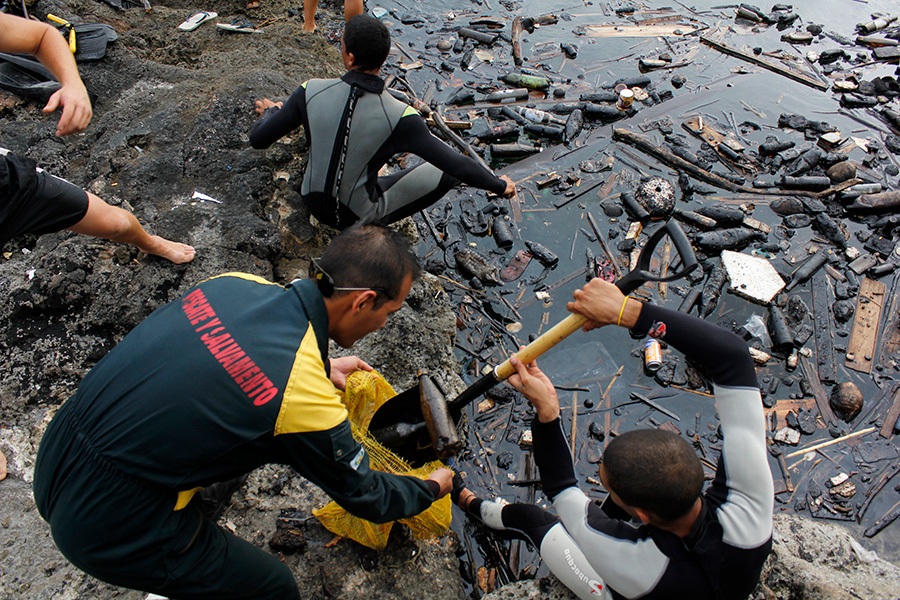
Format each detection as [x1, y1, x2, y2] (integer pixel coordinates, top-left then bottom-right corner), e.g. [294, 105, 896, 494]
[643, 339, 662, 373]
[616, 88, 634, 110]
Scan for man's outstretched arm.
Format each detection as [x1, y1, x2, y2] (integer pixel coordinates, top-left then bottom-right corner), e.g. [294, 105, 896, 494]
[249, 85, 307, 149]
[0, 13, 92, 135]
[393, 115, 514, 195]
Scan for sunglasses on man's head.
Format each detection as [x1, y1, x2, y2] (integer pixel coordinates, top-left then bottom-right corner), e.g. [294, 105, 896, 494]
[308, 258, 393, 300]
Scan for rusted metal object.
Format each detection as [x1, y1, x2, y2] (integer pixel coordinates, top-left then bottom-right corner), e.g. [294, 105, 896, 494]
[418, 370, 463, 460]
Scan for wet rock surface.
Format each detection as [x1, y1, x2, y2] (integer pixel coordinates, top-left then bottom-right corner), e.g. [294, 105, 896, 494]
[0, 1, 465, 598]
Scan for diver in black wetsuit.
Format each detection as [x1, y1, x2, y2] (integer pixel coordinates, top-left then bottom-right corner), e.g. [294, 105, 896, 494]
[249, 14, 516, 229]
[455, 278, 774, 600]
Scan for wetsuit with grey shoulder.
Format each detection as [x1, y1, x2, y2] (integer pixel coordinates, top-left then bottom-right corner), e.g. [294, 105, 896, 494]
[250, 71, 506, 229]
[465, 304, 773, 599]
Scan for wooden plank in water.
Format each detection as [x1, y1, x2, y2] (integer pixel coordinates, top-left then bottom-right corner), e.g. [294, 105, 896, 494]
[699, 35, 829, 91]
[507, 188, 523, 222]
[765, 398, 817, 429]
[800, 354, 837, 427]
[584, 23, 700, 38]
[877, 274, 900, 366]
[880, 387, 900, 439]
[811, 271, 837, 384]
[846, 278, 886, 374]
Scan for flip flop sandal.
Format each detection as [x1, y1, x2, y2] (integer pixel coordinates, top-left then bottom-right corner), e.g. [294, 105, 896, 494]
[178, 11, 217, 32]
[500, 249, 532, 282]
[216, 19, 258, 33]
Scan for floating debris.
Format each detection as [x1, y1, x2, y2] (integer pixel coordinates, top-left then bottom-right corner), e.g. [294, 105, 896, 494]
[524, 240, 559, 268]
[830, 382, 864, 422]
[454, 248, 501, 286]
[634, 177, 675, 219]
[721, 250, 786, 304]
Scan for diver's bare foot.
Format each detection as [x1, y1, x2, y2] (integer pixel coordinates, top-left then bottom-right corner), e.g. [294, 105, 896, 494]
[141, 236, 196, 264]
[301, 20, 316, 32]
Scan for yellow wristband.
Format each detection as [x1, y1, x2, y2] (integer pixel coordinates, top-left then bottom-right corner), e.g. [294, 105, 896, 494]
[616, 296, 629, 327]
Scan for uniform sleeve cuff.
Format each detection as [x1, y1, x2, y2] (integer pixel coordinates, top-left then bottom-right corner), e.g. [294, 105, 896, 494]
[424, 479, 441, 499]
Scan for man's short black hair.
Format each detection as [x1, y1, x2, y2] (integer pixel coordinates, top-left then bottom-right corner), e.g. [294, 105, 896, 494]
[343, 14, 390, 71]
[317, 224, 420, 307]
[603, 429, 704, 522]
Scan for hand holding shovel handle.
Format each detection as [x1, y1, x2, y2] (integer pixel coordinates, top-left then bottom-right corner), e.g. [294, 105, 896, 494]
[448, 219, 697, 416]
[371, 219, 697, 462]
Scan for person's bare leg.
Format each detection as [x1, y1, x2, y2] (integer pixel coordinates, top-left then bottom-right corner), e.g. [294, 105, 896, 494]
[68, 193, 195, 264]
[344, 0, 363, 21]
[302, 0, 318, 31]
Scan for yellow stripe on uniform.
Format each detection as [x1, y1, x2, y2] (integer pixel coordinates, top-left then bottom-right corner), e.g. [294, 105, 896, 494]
[174, 487, 203, 511]
[275, 325, 348, 434]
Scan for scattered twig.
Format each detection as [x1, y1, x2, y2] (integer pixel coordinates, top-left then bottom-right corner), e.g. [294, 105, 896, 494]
[784, 427, 878, 459]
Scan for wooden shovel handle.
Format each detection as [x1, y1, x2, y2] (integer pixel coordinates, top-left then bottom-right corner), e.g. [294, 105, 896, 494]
[493, 313, 588, 381]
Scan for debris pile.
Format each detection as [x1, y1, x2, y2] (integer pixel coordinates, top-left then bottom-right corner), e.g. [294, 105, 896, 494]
[368, 1, 900, 579]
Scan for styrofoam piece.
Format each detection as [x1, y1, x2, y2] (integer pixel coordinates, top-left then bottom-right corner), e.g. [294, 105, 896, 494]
[721, 249, 786, 305]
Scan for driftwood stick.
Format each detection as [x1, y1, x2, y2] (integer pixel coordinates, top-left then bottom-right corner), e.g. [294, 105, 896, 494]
[669, 384, 715, 398]
[511, 16, 524, 67]
[800, 354, 838, 426]
[602, 365, 623, 450]
[433, 107, 492, 172]
[699, 35, 829, 91]
[857, 462, 900, 523]
[864, 500, 900, 538]
[784, 427, 877, 459]
[612, 128, 859, 198]
[585, 211, 622, 277]
[570, 392, 578, 459]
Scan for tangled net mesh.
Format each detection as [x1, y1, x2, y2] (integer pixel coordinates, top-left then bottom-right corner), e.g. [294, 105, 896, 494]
[313, 369, 451, 550]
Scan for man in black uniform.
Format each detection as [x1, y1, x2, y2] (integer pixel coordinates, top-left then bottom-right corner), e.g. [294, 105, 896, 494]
[34, 224, 453, 599]
[250, 14, 516, 229]
[0, 13, 195, 264]
[455, 278, 774, 599]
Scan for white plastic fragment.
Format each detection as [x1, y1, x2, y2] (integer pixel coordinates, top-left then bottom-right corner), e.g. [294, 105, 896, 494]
[191, 190, 223, 204]
[721, 250, 786, 304]
[774, 427, 801, 445]
[829, 472, 850, 487]
[849, 538, 879, 563]
[518, 429, 533, 447]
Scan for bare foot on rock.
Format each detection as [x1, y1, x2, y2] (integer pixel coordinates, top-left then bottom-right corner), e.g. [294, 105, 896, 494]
[301, 20, 316, 32]
[140, 236, 196, 264]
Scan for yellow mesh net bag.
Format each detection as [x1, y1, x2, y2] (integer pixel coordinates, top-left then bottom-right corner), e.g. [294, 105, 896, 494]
[312, 369, 452, 550]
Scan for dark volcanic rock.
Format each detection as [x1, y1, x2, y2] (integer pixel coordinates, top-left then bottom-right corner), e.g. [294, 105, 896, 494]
[0, 2, 465, 599]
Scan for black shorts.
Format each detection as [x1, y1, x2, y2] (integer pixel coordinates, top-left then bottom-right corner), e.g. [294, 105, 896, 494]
[0, 152, 89, 250]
